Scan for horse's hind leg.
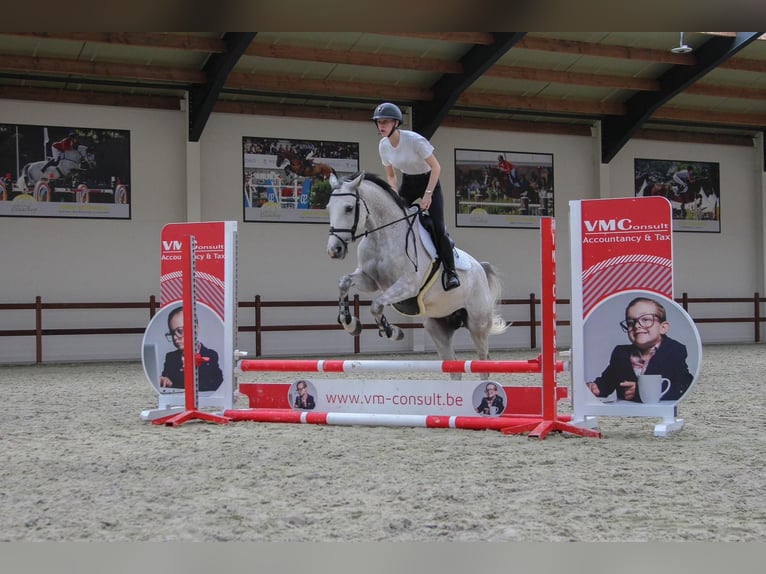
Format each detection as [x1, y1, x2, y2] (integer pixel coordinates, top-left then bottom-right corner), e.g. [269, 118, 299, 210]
[375, 313, 404, 341]
[423, 316, 460, 380]
[466, 318, 493, 380]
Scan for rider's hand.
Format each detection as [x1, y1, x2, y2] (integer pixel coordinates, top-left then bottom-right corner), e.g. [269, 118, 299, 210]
[421, 191, 433, 210]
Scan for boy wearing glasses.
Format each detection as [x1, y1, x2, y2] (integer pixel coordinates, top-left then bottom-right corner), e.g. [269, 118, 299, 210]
[586, 297, 693, 402]
[159, 305, 224, 392]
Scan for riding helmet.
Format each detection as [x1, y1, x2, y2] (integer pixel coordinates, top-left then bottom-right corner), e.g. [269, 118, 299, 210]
[372, 102, 403, 123]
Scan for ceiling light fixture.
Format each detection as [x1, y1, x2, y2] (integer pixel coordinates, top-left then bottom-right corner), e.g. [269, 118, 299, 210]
[671, 32, 693, 54]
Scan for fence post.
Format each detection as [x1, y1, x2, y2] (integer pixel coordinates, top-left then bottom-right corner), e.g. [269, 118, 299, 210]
[149, 294, 157, 318]
[353, 294, 361, 354]
[754, 292, 761, 343]
[35, 296, 43, 364]
[681, 292, 689, 311]
[529, 293, 537, 349]
[255, 295, 262, 357]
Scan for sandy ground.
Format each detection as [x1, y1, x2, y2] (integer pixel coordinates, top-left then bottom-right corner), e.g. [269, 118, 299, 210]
[1, 344, 765, 543]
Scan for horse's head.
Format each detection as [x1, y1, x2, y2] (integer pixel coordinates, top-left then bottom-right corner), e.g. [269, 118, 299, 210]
[84, 148, 96, 169]
[276, 148, 295, 166]
[326, 171, 366, 259]
[73, 145, 96, 169]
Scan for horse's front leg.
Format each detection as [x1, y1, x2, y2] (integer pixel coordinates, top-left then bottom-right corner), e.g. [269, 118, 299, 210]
[337, 270, 377, 337]
[370, 278, 419, 341]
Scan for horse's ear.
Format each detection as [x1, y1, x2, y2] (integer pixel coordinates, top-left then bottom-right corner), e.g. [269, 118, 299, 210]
[329, 173, 339, 189]
[350, 171, 365, 188]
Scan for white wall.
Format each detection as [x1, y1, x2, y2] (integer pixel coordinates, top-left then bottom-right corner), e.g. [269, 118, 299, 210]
[1, 100, 186, 302]
[1, 99, 763, 362]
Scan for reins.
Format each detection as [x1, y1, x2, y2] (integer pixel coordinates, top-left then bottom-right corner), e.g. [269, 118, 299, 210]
[328, 185, 422, 270]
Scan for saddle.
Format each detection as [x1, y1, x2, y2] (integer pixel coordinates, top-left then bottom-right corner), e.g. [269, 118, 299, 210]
[391, 211, 466, 317]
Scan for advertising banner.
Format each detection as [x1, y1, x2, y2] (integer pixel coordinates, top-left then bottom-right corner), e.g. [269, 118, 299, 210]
[570, 197, 702, 436]
[141, 221, 237, 416]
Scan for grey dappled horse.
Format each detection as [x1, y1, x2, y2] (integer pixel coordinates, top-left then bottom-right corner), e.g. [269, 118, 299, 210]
[326, 172, 508, 379]
[18, 145, 96, 191]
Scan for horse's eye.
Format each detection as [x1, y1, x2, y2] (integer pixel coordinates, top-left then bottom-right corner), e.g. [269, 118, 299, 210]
[344, 205, 353, 214]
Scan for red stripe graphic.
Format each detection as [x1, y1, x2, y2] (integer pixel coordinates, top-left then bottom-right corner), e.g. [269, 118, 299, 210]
[583, 256, 672, 316]
[160, 271, 225, 318]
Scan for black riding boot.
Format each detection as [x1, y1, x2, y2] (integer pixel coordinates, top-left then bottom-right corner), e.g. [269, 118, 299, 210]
[438, 233, 460, 291]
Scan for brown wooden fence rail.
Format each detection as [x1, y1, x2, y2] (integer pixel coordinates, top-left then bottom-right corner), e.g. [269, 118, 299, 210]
[1, 293, 763, 363]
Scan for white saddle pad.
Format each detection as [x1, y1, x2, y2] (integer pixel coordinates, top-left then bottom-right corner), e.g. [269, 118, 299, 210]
[417, 220, 471, 271]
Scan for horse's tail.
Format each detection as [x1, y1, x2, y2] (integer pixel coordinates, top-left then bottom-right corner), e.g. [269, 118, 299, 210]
[480, 261, 510, 335]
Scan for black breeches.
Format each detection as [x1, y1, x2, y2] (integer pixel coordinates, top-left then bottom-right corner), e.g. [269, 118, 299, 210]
[399, 173, 446, 234]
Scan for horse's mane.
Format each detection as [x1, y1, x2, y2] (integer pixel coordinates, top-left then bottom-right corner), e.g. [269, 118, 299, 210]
[345, 171, 409, 212]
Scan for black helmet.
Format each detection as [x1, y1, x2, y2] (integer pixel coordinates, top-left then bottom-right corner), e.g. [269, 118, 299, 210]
[372, 102, 403, 123]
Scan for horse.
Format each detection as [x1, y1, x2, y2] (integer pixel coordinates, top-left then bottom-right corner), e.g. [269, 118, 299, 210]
[17, 145, 96, 191]
[276, 148, 335, 180]
[637, 177, 713, 218]
[326, 172, 509, 379]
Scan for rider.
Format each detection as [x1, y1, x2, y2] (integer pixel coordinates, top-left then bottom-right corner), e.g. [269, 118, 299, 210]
[672, 165, 695, 197]
[301, 143, 316, 170]
[372, 102, 460, 291]
[497, 155, 522, 189]
[41, 130, 79, 175]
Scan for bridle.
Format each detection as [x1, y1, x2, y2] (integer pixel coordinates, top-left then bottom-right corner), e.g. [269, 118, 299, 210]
[327, 184, 421, 268]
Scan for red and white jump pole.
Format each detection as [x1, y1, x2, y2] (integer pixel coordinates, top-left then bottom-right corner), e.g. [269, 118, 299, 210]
[238, 357, 564, 374]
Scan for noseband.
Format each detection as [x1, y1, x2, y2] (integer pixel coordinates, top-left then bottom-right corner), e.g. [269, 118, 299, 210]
[327, 189, 365, 252]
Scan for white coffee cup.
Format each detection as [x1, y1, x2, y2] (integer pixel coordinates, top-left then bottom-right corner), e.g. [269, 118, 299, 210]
[638, 374, 671, 404]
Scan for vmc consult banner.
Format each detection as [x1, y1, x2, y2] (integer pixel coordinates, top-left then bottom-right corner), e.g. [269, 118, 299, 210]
[569, 197, 701, 435]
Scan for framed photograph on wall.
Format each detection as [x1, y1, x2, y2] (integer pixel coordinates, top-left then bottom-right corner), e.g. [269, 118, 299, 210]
[0, 123, 131, 219]
[634, 158, 720, 233]
[454, 148, 554, 229]
[242, 137, 359, 224]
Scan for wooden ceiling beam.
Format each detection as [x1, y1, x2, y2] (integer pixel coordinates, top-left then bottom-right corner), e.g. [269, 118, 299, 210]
[458, 91, 625, 115]
[6, 32, 226, 52]
[214, 100, 371, 122]
[0, 85, 180, 109]
[440, 115, 592, 136]
[0, 54, 205, 83]
[225, 72, 432, 101]
[651, 106, 766, 128]
[517, 36, 697, 65]
[635, 127, 754, 146]
[719, 57, 766, 73]
[245, 42, 463, 74]
[685, 83, 766, 100]
[374, 32, 495, 45]
[486, 64, 660, 91]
